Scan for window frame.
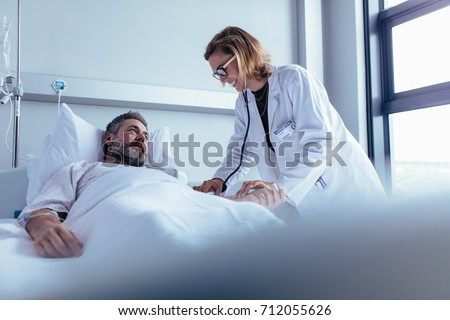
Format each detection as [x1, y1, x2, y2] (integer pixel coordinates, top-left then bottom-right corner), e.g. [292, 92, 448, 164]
[364, 0, 450, 193]
[380, 0, 450, 113]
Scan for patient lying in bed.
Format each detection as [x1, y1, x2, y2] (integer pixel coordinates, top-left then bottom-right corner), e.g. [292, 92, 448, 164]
[18, 110, 285, 258]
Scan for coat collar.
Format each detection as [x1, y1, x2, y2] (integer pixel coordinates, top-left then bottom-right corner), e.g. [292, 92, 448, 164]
[267, 65, 281, 97]
[267, 65, 281, 131]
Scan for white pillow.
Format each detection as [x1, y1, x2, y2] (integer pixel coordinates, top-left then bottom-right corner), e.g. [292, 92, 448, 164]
[148, 126, 176, 169]
[26, 103, 175, 204]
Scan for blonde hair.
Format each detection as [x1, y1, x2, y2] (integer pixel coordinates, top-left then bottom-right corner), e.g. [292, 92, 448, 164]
[204, 26, 272, 84]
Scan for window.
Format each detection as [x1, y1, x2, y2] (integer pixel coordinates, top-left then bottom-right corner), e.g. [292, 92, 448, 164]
[384, 0, 408, 9]
[391, 6, 450, 93]
[365, 0, 450, 196]
[389, 104, 450, 195]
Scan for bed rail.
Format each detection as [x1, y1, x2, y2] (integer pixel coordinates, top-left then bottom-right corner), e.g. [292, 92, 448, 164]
[0, 166, 27, 219]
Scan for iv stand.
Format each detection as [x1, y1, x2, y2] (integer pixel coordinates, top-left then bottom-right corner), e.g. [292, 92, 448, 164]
[12, 0, 22, 168]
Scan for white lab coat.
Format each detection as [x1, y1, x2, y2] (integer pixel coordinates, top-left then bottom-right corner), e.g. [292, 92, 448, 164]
[214, 65, 385, 215]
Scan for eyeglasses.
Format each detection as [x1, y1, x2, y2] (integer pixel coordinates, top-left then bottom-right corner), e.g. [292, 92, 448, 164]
[212, 55, 236, 80]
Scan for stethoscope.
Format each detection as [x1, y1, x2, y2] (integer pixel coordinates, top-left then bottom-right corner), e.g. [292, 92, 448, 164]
[221, 84, 251, 193]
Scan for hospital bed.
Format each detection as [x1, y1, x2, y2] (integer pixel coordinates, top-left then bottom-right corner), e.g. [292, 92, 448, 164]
[0, 166, 27, 220]
[2, 165, 450, 300]
[1, 105, 450, 300]
[0, 104, 286, 299]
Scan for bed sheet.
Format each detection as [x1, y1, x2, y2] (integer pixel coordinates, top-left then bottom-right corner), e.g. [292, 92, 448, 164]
[0, 167, 283, 299]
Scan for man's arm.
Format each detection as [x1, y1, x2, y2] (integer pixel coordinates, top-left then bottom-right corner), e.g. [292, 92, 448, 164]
[16, 162, 92, 257]
[24, 209, 83, 258]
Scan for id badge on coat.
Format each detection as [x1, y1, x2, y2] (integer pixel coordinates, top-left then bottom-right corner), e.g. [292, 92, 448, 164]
[274, 120, 296, 140]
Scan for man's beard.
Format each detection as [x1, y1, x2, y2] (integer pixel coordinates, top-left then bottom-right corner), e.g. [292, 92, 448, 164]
[106, 139, 146, 167]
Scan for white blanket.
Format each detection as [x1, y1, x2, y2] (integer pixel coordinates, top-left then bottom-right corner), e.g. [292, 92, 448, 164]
[0, 167, 283, 299]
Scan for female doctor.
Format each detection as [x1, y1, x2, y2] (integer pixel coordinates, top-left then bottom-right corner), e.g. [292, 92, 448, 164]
[194, 26, 385, 215]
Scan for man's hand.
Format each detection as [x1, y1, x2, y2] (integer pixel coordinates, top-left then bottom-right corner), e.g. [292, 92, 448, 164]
[193, 178, 224, 196]
[25, 211, 83, 258]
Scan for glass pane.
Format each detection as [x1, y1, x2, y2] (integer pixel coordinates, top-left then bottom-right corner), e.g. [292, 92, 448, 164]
[392, 6, 450, 93]
[384, 0, 407, 10]
[389, 105, 450, 196]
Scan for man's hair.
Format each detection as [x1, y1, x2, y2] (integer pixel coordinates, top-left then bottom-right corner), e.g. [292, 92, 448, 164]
[105, 111, 148, 134]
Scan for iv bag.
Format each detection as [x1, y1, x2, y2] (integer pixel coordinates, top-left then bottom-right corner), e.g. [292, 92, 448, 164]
[0, 11, 11, 79]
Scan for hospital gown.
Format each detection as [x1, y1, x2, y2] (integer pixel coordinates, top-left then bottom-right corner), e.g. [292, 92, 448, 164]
[17, 161, 177, 227]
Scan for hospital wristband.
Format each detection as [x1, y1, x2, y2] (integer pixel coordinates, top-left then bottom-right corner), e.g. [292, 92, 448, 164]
[20, 211, 64, 225]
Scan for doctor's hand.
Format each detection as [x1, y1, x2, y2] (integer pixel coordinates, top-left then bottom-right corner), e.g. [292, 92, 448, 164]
[235, 180, 282, 199]
[192, 178, 224, 196]
[25, 212, 83, 258]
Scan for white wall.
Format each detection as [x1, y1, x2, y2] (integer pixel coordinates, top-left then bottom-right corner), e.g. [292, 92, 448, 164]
[0, 0, 370, 182]
[1, 0, 296, 91]
[297, 0, 324, 82]
[0, 0, 297, 182]
[297, 0, 369, 152]
[322, 0, 368, 151]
